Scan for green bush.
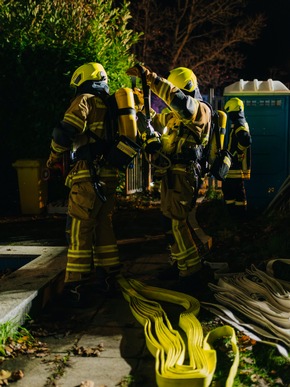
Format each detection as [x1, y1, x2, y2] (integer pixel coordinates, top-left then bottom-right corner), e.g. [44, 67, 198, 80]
[0, 0, 141, 160]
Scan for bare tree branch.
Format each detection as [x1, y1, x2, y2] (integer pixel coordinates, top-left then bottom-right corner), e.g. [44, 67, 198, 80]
[129, 0, 266, 91]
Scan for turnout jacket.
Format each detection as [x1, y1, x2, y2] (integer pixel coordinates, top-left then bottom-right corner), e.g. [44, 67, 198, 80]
[145, 71, 212, 155]
[226, 110, 252, 179]
[50, 93, 109, 159]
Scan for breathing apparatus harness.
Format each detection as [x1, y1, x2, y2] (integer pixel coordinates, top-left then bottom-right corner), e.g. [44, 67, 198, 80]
[70, 84, 141, 202]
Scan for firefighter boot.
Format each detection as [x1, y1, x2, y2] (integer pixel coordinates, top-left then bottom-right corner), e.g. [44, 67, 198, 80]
[61, 281, 97, 309]
[157, 220, 179, 281]
[93, 265, 123, 297]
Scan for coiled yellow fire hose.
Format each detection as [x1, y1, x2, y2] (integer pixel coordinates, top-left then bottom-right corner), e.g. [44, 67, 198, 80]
[117, 276, 239, 387]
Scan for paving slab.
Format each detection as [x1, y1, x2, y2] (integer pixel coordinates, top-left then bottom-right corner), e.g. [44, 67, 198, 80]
[0, 246, 66, 325]
[59, 357, 139, 387]
[3, 357, 54, 387]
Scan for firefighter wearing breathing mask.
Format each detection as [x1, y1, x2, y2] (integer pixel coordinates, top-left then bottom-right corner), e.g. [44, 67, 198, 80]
[223, 97, 252, 221]
[127, 64, 212, 293]
[46, 62, 138, 307]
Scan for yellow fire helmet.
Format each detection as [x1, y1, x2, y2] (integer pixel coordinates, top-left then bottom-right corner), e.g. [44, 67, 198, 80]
[70, 62, 108, 88]
[167, 67, 197, 92]
[224, 97, 244, 113]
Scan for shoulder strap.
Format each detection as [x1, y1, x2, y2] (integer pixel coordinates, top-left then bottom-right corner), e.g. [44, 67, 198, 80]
[214, 114, 222, 150]
[103, 94, 119, 143]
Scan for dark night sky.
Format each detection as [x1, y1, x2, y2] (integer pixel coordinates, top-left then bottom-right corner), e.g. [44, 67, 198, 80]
[161, 0, 290, 82]
[242, 0, 290, 82]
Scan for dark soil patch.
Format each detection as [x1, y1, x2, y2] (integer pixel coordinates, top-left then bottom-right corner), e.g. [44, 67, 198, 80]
[196, 198, 290, 272]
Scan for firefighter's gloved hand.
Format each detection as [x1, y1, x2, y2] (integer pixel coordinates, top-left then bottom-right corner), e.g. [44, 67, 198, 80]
[153, 130, 161, 140]
[126, 63, 150, 78]
[133, 87, 144, 109]
[237, 152, 244, 162]
[46, 151, 62, 170]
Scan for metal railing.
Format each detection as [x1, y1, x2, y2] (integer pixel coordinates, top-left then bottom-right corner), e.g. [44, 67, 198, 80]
[125, 153, 152, 194]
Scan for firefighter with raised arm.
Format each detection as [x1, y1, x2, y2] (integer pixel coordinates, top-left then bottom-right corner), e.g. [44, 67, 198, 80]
[46, 62, 139, 307]
[127, 64, 212, 294]
[223, 97, 252, 221]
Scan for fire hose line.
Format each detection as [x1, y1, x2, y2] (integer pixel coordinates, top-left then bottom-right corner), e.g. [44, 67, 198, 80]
[206, 265, 290, 348]
[201, 263, 290, 359]
[117, 276, 239, 387]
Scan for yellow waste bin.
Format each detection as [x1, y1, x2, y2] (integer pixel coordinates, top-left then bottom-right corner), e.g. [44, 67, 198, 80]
[12, 159, 48, 215]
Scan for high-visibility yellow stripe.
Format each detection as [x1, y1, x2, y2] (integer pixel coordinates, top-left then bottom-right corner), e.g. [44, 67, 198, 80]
[68, 249, 92, 257]
[171, 245, 197, 261]
[66, 263, 92, 272]
[71, 218, 81, 250]
[172, 219, 186, 252]
[65, 169, 91, 188]
[64, 113, 85, 130]
[94, 257, 120, 267]
[51, 139, 69, 154]
[94, 245, 118, 253]
[226, 169, 250, 178]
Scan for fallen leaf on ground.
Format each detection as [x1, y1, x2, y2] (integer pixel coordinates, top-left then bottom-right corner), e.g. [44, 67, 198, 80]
[10, 370, 24, 381]
[0, 370, 11, 380]
[73, 343, 105, 357]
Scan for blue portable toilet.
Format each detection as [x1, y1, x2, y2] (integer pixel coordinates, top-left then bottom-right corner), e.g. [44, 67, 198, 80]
[223, 79, 290, 212]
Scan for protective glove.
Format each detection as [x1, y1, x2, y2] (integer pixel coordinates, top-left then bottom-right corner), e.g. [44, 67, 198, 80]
[126, 63, 150, 78]
[46, 151, 63, 170]
[133, 87, 144, 109]
[237, 152, 245, 162]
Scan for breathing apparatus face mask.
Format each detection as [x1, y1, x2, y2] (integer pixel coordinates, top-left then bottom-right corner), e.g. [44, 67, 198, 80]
[228, 110, 245, 121]
[91, 81, 109, 95]
[182, 86, 203, 101]
[76, 80, 110, 96]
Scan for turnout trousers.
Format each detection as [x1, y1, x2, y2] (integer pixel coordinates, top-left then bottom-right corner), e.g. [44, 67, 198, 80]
[160, 166, 202, 276]
[64, 160, 120, 284]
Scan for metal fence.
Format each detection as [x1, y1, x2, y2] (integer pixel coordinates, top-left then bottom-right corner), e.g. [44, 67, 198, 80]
[125, 153, 152, 194]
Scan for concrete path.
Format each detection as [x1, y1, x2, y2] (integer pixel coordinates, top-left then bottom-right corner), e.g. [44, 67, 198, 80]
[0, 208, 213, 387]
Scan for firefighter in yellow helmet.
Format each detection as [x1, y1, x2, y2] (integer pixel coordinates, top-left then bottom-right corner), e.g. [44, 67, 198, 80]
[46, 62, 125, 307]
[127, 64, 212, 294]
[223, 97, 252, 220]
